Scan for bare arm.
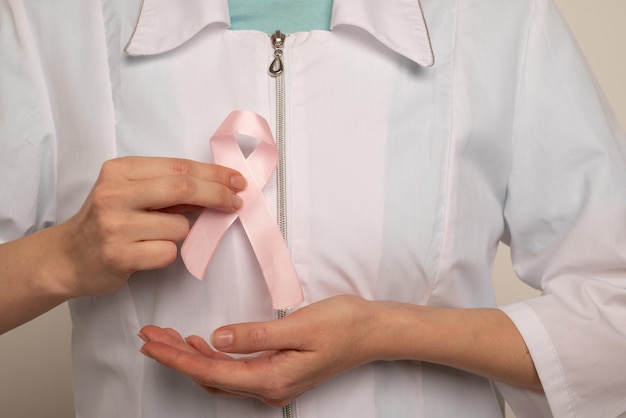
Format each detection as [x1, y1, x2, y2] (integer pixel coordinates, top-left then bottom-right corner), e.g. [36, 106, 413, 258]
[369, 299, 540, 391]
[139, 295, 540, 407]
[0, 226, 74, 334]
[0, 156, 246, 335]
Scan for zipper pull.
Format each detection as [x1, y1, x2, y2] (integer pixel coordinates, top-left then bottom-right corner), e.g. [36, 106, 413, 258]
[269, 30, 285, 77]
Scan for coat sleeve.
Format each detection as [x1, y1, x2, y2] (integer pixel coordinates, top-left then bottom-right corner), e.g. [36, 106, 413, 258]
[0, 0, 58, 242]
[499, 0, 626, 416]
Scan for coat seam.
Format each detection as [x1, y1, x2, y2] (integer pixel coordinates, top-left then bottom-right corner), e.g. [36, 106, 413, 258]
[426, 0, 460, 305]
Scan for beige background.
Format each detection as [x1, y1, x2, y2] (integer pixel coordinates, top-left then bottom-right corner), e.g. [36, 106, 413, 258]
[1, 1, 624, 417]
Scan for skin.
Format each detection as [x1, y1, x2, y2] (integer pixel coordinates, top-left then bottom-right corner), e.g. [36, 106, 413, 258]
[0, 156, 246, 334]
[0, 155, 542, 405]
[138, 295, 542, 408]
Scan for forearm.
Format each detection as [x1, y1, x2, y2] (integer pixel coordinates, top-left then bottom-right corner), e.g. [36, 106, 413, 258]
[0, 225, 75, 334]
[0, 158, 247, 335]
[139, 294, 542, 406]
[371, 301, 542, 392]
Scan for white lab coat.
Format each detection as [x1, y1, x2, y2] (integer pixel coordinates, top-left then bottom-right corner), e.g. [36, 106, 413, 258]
[1, 0, 625, 416]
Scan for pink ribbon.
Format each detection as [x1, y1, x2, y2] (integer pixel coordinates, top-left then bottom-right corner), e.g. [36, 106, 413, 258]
[181, 110, 303, 310]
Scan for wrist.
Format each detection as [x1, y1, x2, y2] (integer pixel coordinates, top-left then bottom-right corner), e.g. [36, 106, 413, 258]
[27, 223, 83, 300]
[0, 225, 77, 333]
[367, 301, 542, 391]
[367, 301, 430, 361]
[369, 301, 498, 364]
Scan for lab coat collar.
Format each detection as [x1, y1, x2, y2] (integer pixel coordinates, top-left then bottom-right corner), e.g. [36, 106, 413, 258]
[124, 0, 434, 67]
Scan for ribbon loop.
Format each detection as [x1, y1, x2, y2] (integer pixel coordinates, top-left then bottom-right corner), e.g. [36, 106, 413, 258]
[181, 110, 303, 310]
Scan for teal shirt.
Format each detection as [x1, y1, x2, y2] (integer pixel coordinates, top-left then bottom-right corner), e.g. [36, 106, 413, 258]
[228, 0, 333, 33]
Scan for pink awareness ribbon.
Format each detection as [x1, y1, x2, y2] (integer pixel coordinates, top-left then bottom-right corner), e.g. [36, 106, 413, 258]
[181, 110, 303, 310]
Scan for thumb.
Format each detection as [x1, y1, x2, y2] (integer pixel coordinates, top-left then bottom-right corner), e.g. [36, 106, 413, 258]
[211, 317, 303, 354]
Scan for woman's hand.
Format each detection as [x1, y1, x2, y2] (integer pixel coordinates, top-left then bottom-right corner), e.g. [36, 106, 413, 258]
[139, 295, 378, 407]
[58, 156, 246, 297]
[138, 294, 542, 406]
[0, 156, 246, 333]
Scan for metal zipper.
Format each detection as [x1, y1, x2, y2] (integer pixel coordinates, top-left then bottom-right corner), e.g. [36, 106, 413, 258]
[269, 30, 288, 246]
[269, 30, 296, 418]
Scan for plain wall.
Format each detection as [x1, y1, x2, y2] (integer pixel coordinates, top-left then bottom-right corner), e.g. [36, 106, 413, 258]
[1, 1, 624, 417]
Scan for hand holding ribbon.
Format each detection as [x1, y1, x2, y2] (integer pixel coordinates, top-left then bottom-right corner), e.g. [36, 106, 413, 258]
[181, 110, 303, 310]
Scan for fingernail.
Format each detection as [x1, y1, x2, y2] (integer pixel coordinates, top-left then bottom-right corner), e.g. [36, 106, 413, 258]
[137, 332, 148, 343]
[139, 348, 153, 359]
[212, 330, 234, 349]
[230, 175, 247, 191]
[232, 195, 243, 210]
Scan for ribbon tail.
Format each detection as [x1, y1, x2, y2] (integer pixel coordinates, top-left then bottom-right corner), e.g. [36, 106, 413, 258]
[239, 195, 304, 309]
[181, 209, 238, 279]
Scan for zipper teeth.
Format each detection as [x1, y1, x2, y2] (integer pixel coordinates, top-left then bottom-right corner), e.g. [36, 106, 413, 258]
[276, 72, 287, 244]
[276, 56, 294, 418]
[269, 30, 296, 418]
[276, 71, 294, 415]
[282, 402, 295, 418]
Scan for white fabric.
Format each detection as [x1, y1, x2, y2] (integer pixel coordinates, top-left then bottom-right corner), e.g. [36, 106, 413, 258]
[1, 0, 626, 417]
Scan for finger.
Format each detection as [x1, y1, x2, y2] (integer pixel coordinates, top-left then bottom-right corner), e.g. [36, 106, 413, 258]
[195, 383, 249, 399]
[211, 318, 308, 354]
[142, 335, 302, 406]
[140, 326, 188, 346]
[140, 341, 273, 395]
[185, 335, 234, 360]
[135, 212, 190, 242]
[99, 240, 179, 273]
[97, 210, 190, 243]
[179, 340, 265, 399]
[163, 327, 186, 342]
[123, 176, 244, 213]
[103, 157, 247, 190]
[140, 326, 204, 357]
